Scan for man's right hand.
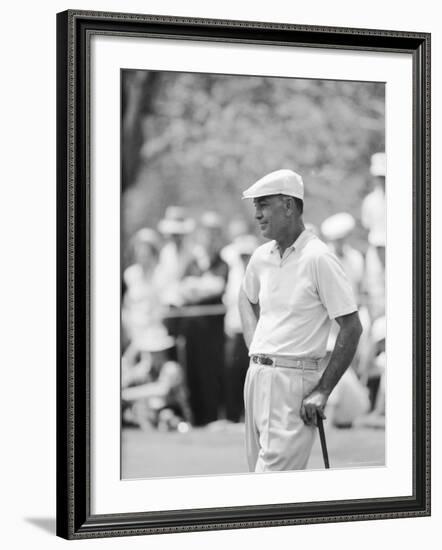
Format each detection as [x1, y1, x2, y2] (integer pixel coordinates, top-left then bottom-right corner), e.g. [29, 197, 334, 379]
[300, 389, 329, 426]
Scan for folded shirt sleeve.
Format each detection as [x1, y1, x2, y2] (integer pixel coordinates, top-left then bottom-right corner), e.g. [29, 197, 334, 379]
[313, 250, 358, 319]
[242, 254, 260, 304]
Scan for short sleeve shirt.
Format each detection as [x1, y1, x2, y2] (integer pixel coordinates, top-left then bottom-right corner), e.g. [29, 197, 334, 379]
[242, 230, 357, 359]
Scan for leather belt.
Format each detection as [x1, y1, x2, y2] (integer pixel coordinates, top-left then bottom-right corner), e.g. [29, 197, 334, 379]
[251, 354, 319, 370]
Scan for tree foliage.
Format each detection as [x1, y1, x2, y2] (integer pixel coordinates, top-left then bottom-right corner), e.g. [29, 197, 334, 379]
[122, 70, 384, 250]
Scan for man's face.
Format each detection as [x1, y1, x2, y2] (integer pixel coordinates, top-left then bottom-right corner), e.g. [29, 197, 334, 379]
[253, 195, 291, 240]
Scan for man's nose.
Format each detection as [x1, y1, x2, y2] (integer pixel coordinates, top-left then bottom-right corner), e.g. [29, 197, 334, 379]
[255, 209, 263, 220]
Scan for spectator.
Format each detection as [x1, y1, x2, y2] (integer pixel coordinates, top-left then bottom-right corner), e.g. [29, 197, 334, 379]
[221, 218, 251, 265]
[178, 211, 229, 426]
[321, 212, 364, 301]
[122, 228, 165, 353]
[361, 152, 386, 320]
[222, 234, 259, 422]
[354, 316, 386, 429]
[157, 205, 196, 307]
[325, 367, 370, 429]
[361, 152, 386, 245]
[122, 326, 191, 431]
[364, 231, 386, 320]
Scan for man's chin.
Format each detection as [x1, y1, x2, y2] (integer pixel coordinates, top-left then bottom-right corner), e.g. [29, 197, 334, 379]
[259, 226, 272, 239]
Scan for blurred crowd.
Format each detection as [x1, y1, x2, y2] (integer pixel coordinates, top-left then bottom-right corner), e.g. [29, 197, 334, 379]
[121, 152, 387, 433]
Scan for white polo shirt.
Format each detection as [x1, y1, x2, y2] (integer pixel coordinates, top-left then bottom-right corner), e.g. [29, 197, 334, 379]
[242, 230, 357, 359]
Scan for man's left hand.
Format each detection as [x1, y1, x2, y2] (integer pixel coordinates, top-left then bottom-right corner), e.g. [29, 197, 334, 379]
[300, 390, 329, 426]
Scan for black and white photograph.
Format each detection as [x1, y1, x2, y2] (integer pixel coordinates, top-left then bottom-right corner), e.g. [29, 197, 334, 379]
[120, 69, 387, 479]
[1, 0, 438, 546]
[53, 7, 430, 541]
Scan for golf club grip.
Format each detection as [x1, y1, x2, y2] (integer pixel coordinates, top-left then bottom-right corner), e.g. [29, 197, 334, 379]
[317, 416, 330, 469]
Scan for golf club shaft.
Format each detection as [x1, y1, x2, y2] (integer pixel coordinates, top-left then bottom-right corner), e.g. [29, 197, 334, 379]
[317, 416, 330, 469]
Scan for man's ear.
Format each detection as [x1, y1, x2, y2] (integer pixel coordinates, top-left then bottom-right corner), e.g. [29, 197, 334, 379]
[284, 196, 295, 216]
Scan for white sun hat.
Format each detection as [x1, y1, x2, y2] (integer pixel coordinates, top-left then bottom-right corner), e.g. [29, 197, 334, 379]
[321, 213, 356, 240]
[242, 169, 304, 201]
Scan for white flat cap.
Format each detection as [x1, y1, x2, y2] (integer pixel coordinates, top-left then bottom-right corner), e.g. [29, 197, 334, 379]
[321, 213, 355, 240]
[370, 152, 386, 177]
[242, 169, 304, 200]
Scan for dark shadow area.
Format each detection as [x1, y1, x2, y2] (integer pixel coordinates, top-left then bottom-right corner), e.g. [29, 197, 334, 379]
[25, 517, 56, 535]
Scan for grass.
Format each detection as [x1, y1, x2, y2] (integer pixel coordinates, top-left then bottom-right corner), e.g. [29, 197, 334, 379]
[122, 421, 385, 479]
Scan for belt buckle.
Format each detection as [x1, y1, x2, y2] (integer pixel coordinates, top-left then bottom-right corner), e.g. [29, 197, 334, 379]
[254, 354, 273, 366]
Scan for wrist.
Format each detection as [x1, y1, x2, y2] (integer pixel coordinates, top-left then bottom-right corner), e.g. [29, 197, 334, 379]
[316, 383, 332, 398]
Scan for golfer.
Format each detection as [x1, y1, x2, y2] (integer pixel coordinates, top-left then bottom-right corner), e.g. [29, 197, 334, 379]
[239, 169, 362, 472]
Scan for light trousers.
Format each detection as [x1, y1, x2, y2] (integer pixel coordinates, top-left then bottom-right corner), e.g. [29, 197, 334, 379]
[244, 360, 322, 472]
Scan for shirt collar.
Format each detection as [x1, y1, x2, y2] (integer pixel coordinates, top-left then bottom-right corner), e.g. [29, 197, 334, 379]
[270, 229, 311, 255]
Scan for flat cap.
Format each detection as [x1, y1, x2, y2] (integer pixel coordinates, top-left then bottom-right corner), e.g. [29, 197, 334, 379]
[242, 169, 304, 201]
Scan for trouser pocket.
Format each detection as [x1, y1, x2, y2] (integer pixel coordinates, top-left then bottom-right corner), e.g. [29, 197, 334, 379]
[301, 369, 322, 398]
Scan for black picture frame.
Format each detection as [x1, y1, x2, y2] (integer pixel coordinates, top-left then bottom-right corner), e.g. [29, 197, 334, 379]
[56, 9, 431, 540]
